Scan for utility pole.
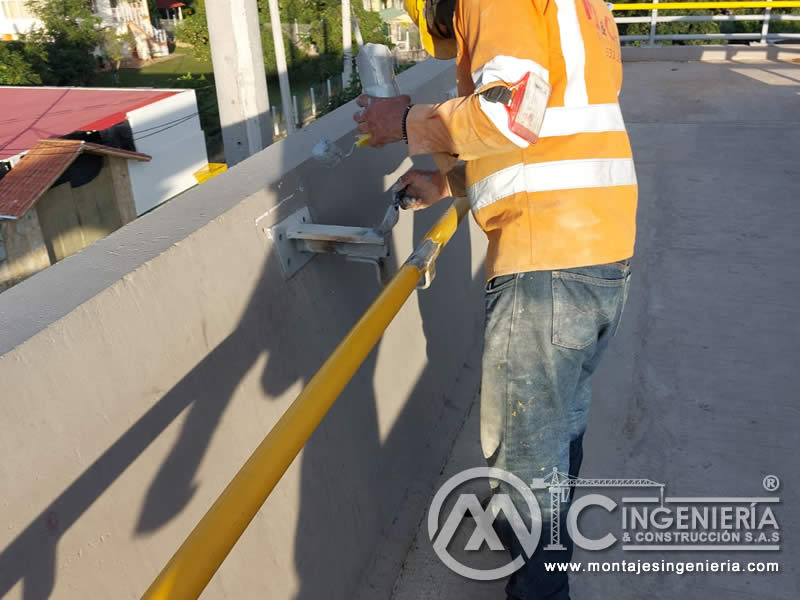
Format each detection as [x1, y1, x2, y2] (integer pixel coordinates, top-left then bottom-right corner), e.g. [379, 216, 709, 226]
[205, 0, 271, 166]
[342, 0, 353, 87]
[267, 0, 296, 134]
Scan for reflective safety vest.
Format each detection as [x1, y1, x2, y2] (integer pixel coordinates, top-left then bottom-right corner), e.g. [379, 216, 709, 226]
[405, 0, 637, 279]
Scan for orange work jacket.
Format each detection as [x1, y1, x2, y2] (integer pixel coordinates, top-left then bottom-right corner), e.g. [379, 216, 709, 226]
[405, 0, 638, 279]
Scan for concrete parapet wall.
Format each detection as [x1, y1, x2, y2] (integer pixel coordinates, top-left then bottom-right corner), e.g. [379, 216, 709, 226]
[0, 58, 487, 599]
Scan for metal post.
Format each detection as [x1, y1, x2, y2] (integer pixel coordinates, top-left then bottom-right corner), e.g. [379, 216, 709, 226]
[761, 0, 772, 44]
[292, 95, 300, 127]
[310, 87, 317, 117]
[342, 0, 353, 87]
[649, 0, 659, 46]
[267, 0, 296, 134]
[205, 0, 271, 166]
[327, 77, 333, 100]
[352, 17, 364, 46]
[271, 105, 280, 137]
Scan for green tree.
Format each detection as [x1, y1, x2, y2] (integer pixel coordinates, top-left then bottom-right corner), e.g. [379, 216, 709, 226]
[176, 0, 389, 79]
[102, 30, 130, 84]
[176, 0, 211, 62]
[0, 41, 42, 85]
[24, 0, 103, 85]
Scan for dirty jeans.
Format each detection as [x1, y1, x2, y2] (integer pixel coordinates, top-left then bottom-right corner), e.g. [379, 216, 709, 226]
[481, 260, 632, 600]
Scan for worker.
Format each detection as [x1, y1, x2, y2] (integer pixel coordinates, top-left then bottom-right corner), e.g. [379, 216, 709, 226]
[354, 0, 636, 598]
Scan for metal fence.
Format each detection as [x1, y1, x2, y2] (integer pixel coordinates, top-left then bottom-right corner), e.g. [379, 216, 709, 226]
[271, 75, 347, 139]
[612, 1, 800, 45]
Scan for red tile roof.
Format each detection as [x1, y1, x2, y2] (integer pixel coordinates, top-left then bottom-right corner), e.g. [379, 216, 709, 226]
[0, 87, 178, 160]
[157, 0, 186, 7]
[0, 139, 150, 220]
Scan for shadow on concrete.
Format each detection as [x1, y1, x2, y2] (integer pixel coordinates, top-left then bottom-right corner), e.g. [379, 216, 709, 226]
[0, 106, 485, 599]
[290, 200, 484, 600]
[0, 109, 303, 599]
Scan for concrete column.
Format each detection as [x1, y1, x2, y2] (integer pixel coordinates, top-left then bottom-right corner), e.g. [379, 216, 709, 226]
[267, 0, 296, 134]
[205, 0, 271, 166]
[342, 0, 353, 86]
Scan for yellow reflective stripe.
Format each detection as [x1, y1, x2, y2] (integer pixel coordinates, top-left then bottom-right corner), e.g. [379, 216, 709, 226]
[469, 158, 637, 212]
[555, 0, 589, 107]
[540, 104, 626, 138]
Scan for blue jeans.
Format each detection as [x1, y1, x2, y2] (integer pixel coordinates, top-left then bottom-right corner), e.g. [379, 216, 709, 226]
[480, 260, 632, 600]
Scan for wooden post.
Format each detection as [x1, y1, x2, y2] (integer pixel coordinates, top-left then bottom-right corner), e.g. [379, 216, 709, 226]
[108, 156, 138, 224]
[0, 211, 52, 292]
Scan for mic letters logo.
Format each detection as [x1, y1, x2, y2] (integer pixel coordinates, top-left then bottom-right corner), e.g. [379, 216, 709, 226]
[427, 467, 542, 580]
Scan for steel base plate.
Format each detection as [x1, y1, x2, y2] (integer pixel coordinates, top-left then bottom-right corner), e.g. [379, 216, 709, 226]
[267, 206, 315, 280]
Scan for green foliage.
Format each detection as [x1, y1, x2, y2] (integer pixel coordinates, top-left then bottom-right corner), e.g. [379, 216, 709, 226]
[102, 30, 129, 70]
[318, 68, 361, 116]
[176, 0, 211, 62]
[177, 0, 391, 81]
[168, 71, 220, 140]
[23, 0, 103, 85]
[0, 41, 42, 85]
[622, 12, 720, 46]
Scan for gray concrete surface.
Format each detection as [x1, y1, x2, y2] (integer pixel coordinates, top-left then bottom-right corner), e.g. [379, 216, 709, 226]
[391, 59, 800, 600]
[0, 58, 489, 600]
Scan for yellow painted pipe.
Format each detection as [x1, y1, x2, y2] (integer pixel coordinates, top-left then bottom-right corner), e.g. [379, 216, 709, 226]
[141, 195, 470, 600]
[612, 1, 800, 10]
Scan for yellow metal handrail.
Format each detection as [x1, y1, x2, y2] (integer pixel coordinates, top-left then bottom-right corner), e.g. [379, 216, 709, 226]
[612, 1, 800, 9]
[142, 196, 470, 600]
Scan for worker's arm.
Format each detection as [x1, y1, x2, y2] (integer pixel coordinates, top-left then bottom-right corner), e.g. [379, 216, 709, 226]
[406, 0, 550, 161]
[393, 161, 466, 211]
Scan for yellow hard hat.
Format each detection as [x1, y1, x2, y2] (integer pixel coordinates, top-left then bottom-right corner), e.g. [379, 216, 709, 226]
[405, 0, 457, 60]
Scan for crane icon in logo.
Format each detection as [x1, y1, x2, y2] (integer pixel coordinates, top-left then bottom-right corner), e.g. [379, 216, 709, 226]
[531, 467, 664, 550]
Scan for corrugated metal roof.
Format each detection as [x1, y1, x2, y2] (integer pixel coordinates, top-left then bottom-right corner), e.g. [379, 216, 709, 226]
[0, 87, 178, 160]
[0, 139, 150, 220]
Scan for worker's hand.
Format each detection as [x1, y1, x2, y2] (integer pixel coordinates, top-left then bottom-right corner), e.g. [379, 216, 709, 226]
[353, 94, 411, 147]
[393, 170, 450, 211]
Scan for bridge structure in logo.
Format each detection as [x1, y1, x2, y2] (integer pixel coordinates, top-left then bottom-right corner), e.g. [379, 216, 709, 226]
[531, 467, 665, 550]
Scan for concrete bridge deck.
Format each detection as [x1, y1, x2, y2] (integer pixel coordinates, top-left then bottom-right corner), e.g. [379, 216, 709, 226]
[391, 59, 800, 600]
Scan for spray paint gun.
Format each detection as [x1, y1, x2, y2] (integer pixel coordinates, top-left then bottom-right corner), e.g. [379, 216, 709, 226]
[355, 43, 402, 148]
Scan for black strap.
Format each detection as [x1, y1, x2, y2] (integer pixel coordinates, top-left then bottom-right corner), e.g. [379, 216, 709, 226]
[425, 0, 457, 39]
[480, 86, 513, 106]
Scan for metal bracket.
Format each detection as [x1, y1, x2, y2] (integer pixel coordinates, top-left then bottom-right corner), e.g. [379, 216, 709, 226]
[269, 203, 399, 283]
[406, 238, 441, 290]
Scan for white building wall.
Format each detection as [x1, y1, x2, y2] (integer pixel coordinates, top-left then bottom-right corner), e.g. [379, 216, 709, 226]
[0, 0, 152, 40]
[0, 0, 37, 38]
[126, 90, 209, 215]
